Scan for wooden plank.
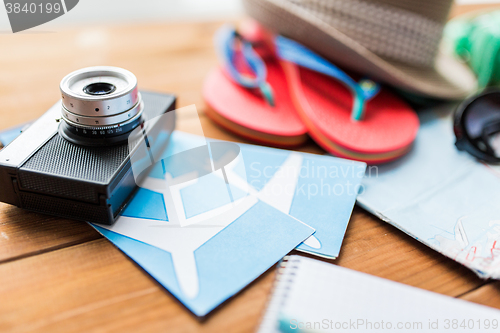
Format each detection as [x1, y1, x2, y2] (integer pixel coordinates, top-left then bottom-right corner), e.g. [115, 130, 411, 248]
[0, 203, 100, 263]
[459, 282, 500, 310]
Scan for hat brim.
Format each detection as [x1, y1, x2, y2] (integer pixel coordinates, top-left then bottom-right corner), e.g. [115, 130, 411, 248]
[243, 0, 478, 100]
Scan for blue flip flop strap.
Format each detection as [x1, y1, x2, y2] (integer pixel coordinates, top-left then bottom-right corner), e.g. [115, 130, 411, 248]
[215, 25, 275, 106]
[215, 25, 379, 119]
[275, 35, 379, 121]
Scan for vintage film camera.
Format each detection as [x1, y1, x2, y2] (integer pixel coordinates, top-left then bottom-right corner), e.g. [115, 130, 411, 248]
[0, 66, 176, 224]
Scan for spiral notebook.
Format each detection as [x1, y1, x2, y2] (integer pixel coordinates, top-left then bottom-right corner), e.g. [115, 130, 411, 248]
[258, 255, 500, 333]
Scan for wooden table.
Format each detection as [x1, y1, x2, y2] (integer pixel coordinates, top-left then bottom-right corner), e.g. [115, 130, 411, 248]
[1, 6, 500, 332]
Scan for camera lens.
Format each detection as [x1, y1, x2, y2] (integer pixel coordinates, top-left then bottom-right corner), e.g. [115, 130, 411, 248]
[83, 82, 116, 96]
[59, 66, 144, 146]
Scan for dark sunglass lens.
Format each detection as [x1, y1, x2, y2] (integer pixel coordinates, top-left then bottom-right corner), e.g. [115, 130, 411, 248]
[464, 92, 500, 157]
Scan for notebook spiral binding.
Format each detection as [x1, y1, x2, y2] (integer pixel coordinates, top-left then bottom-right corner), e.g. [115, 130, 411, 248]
[257, 255, 302, 333]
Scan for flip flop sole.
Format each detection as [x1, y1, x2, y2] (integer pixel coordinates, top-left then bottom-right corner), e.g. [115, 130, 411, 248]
[314, 135, 413, 164]
[204, 102, 308, 147]
[203, 66, 308, 147]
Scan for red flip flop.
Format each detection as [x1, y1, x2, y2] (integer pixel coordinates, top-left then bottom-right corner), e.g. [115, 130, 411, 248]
[282, 62, 419, 163]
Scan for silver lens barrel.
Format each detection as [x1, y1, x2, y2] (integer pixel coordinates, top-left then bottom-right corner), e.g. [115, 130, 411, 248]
[58, 66, 145, 146]
[60, 66, 140, 117]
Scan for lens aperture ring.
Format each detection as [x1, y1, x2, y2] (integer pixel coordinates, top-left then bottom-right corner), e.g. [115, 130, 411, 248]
[60, 112, 144, 140]
[61, 96, 144, 127]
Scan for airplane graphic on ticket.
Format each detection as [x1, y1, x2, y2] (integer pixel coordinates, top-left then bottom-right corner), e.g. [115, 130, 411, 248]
[92, 129, 364, 316]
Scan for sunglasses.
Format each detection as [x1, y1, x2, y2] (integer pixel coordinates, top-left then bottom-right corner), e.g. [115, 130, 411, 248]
[454, 89, 500, 164]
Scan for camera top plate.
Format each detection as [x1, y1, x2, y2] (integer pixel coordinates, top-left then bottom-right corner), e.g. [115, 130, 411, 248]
[0, 103, 60, 169]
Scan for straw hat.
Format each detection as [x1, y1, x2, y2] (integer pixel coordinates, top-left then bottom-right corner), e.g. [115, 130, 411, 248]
[242, 0, 478, 99]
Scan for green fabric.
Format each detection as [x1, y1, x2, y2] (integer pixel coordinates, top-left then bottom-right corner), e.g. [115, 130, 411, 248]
[445, 11, 500, 88]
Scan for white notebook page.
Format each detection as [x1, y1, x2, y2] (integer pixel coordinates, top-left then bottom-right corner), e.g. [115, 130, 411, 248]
[259, 255, 500, 333]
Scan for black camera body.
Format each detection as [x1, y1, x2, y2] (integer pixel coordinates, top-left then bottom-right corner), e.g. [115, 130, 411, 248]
[0, 91, 176, 224]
